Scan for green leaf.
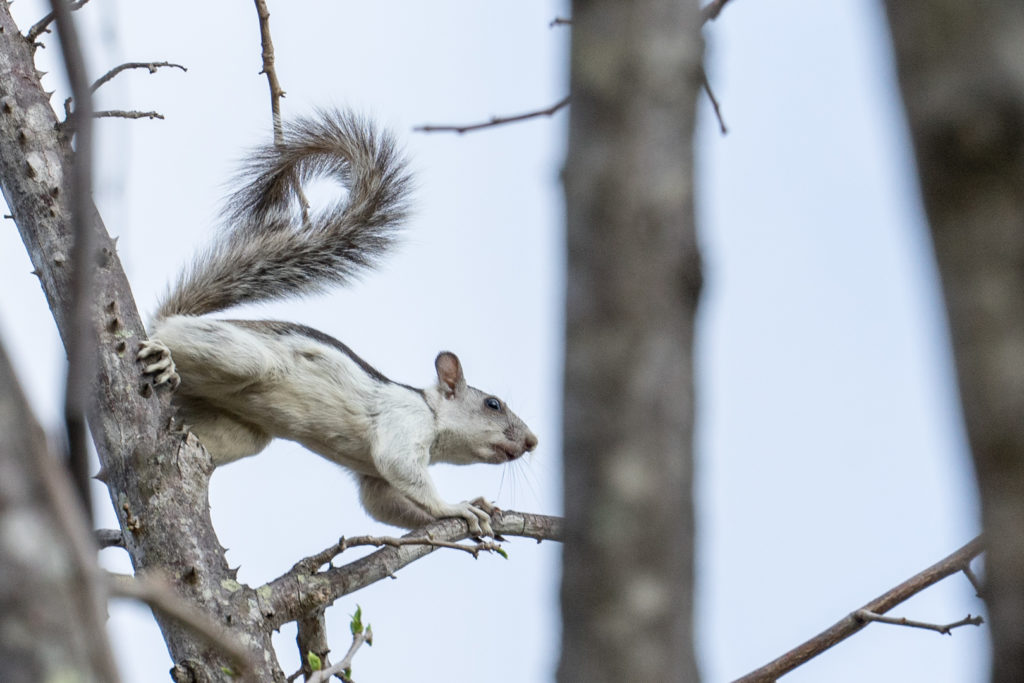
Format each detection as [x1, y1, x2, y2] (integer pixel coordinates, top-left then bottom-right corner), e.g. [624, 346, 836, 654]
[350, 605, 364, 635]
[307, 651, 322, 671]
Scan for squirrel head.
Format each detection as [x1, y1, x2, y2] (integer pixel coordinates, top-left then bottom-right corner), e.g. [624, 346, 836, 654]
[426, 351, 538, 465]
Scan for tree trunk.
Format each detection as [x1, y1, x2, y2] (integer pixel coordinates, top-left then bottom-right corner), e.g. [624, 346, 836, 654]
[0, 4, 283, 680]
[883, 3, 1024, 681]
[559, 1, 703, 681]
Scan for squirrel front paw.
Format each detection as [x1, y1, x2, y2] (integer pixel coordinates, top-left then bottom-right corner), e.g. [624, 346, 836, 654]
[137, 339, 181, 389]
[445, 499, 496, 537]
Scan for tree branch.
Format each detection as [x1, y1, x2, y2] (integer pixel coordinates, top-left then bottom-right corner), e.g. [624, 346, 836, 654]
[853, 609, 983, 636]
[733, 536, 984, 682]
[90, 61, 186, 92]
[415, 95, 570, 135]
[252, 0, 284, 143]
[261, 511, 563, 629]
[25, 0, 90, 45]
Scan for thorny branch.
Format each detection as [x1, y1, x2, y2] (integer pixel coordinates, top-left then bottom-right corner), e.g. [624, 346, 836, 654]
[733, 536, 984, 682]
[91, 61, 186, 92]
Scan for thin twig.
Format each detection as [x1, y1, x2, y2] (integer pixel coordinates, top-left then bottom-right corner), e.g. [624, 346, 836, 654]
[297, 533, 505, 574]
[94, 110, 165, 120]
[108, 573, 252, 677]
[415, 95, 570, 135]
[90, 61, 186, 92]
[550, 16, 572, 27]
[252, 0, 284, 143]
[963, 565, 983, 597]
[699, 65, 727, 135]
[26, 0, 90, 44]
[854, 609, 983, 636]
[308, 627, 372, 683]
[733, 536, 984, 682]
[251, 0, 311, 223]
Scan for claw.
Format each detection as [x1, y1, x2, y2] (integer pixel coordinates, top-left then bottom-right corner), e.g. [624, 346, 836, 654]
[137, 339, 180, 389]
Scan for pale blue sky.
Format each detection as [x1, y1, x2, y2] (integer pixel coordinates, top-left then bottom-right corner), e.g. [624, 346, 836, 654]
[0, 1, 984, 681]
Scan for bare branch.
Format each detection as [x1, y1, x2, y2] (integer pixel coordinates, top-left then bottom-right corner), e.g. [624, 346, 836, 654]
[90, 61, 186, 92]
[550, 16, 572, 27]
[733, 536, 984, 682]
[415, 95, 570, 135]
[107, 573, 252, 678]
[94, 109, 166, 120]
[261, 511, 563, 629]
[25, 0, 90, 45]
[854, 609, 984, 636]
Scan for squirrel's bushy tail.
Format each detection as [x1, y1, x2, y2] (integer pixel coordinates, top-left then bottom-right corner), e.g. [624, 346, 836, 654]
[157, 109, 411, 319]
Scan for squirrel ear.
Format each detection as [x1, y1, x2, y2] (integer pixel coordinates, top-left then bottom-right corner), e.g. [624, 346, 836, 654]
[434, 351, 466, 398]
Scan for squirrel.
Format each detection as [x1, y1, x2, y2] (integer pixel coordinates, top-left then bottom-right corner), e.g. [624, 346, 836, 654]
[136, 110, 537, 537]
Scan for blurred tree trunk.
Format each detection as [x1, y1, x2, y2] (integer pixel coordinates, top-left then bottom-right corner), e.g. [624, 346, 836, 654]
[883, 3, 1024, 681]
[0, 338, 120, 683]
[559, 1, 703, 681]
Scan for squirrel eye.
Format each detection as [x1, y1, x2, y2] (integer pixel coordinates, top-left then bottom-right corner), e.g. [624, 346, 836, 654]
[485, 397, 502, 411]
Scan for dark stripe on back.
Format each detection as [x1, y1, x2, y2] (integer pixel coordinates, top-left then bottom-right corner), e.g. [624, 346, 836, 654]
[226, 319, 426, 398]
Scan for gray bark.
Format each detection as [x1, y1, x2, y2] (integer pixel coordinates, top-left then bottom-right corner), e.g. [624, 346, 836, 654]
[882, 2, 1024, 681]
[559, 1, 703, 681]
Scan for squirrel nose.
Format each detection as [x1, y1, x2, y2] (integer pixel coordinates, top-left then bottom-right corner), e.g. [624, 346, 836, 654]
[524, 432, 538, 452]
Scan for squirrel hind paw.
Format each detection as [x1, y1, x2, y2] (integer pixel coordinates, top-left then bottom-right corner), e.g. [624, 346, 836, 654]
[137, 339, 181, 389]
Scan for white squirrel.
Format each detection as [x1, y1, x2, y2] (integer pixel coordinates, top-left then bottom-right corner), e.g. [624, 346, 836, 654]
[137, 110, 537, 537]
